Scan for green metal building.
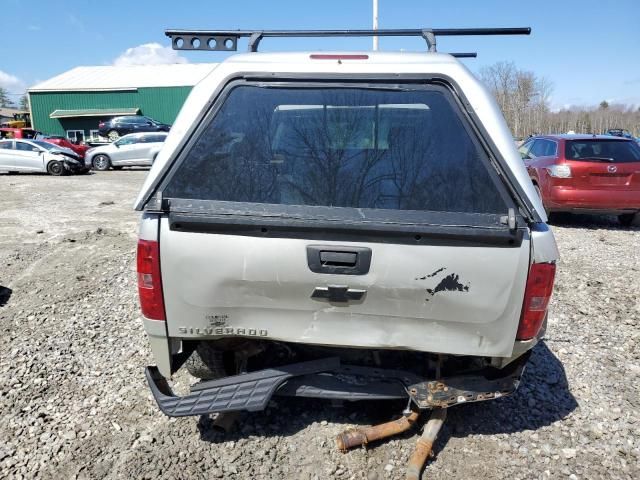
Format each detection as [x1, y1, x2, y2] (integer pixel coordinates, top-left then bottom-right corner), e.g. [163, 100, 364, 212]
[28, 63, 217, 142]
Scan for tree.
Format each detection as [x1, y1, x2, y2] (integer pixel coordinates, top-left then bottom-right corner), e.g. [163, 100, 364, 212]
[479, 62, 552, 137]
[19, 94, 29, 111]
[479, 63, 640, 136]
[0, 87, 14, 108]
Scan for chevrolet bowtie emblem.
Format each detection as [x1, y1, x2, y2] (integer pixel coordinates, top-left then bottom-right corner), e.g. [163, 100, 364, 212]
[311, 285, 366, 303]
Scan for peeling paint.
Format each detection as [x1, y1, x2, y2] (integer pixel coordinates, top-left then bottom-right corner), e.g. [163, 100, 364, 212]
[425, 273, 470, 298]
[415, 267, 446, 280]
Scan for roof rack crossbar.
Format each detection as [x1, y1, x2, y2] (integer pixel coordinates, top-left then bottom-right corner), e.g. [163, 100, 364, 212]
[164, 27, 531, 53]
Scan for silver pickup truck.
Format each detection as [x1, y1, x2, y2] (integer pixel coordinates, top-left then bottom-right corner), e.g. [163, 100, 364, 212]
[134, 28, 558, 419]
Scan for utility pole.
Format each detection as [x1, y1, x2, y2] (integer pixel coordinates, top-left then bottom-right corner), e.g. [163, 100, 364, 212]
[373, 0, 379, 51]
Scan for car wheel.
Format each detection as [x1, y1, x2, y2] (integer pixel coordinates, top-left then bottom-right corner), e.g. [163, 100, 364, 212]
[46, 161, 65, 176]
[185, 343, 230, 380]
[107, 130, 120, 142]
[92, 154, 111, 171]
[618, 213, 637, 227]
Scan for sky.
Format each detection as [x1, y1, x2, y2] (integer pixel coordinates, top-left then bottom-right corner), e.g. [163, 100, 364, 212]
[2, 0, 639, 109]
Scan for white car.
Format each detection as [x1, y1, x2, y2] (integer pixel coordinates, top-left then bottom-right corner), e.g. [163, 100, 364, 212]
[85, 132, 167, 171]
[0, 139, 85, 175]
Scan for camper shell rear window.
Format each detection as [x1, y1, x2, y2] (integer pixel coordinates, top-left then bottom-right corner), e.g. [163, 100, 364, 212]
[163, 82, 514, 224]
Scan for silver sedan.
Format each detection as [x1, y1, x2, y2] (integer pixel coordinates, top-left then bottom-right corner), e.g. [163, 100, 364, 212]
[85, 132, 167, 171]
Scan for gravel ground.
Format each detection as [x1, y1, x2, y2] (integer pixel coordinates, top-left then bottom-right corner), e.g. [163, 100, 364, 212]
[0, 170, 638, 480]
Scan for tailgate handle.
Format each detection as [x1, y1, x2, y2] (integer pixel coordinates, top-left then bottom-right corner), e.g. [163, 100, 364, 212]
[320, 251, 357, 267]
[307, 245, 372, 275]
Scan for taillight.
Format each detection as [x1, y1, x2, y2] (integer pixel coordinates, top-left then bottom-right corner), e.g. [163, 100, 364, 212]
[546, 165, 572, 178]
[516, 262, 556, 340]
[137, 239, 165, 320]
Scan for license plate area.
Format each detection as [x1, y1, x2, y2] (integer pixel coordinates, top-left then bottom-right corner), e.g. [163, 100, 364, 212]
[589, 173, 629, 186]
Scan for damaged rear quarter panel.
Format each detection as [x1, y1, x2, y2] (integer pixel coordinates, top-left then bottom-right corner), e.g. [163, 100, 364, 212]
[160, 217, 531, 357]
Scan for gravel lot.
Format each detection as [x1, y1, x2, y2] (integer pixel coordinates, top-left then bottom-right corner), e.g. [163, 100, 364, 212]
[0, 170, 638, 480]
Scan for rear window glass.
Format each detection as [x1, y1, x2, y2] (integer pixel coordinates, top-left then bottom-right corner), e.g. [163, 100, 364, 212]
[565, 140, 640, 163]
[164, 85, 508, 214]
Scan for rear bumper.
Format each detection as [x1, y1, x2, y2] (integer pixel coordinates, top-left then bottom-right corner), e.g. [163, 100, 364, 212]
[145, 354, 528, 417]
[546, 185, 640, 213]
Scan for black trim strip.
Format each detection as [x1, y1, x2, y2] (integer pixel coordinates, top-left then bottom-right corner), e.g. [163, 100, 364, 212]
[169, 212, 525, 247]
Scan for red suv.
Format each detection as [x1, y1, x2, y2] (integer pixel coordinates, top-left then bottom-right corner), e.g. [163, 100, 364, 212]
[520, 135, 640, 226]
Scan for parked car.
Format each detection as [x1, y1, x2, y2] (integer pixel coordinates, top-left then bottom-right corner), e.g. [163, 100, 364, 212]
[97, 116, 170, 141]
[40, 135, 90, 159]
[606, 128, 634, 139]
[85, 132, 167, 170]
[520, 134, 640, 225]
[135, 31, 558, 427]
[0, 127, 39, 140]
[0, 139, 86, 175]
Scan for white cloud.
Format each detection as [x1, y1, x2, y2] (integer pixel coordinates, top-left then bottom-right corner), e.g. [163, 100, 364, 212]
[0, 69, 24, 92]
[113, 43, 188, 66]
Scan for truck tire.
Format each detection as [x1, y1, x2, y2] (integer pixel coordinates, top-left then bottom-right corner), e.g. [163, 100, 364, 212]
[185, 343, 229, 380]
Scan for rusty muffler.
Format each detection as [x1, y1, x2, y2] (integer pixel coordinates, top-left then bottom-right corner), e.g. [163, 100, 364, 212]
[405, 408, 447, 480]
[336, 410, 421, 452]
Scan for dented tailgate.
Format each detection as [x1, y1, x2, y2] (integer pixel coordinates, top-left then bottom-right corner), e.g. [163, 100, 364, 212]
[160, 218, 530, 357]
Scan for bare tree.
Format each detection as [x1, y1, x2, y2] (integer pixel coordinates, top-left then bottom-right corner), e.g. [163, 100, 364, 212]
[0, 88, 14, 108]
[479, 62, 639, 137]
[19, 94, 29, 111]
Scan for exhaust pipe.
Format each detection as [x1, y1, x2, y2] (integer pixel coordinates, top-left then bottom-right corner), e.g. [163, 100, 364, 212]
[211, 411, 239, 433]
[405, 408, 447, 480]
[336, 410, 420, 452]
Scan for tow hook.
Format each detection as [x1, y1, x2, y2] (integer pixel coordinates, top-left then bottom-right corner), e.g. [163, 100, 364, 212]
[336, 407, 447, 479]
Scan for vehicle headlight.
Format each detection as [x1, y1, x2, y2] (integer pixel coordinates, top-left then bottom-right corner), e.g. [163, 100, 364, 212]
[546, 165, 572, 178]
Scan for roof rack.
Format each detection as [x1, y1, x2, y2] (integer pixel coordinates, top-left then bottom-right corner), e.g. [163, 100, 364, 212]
[165, 27, 531, 54]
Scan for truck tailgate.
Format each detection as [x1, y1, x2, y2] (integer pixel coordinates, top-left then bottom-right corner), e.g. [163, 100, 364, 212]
[160, 217, 530, 357]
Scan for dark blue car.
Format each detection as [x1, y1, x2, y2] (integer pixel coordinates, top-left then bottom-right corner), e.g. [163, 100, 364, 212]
[98, 116, 170, 142]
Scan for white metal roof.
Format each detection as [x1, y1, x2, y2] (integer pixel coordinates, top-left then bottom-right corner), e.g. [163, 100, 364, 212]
[0, 107, 28, 116]
[29, 63, 219, 92]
